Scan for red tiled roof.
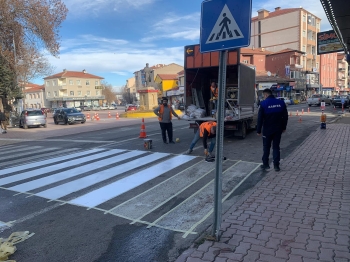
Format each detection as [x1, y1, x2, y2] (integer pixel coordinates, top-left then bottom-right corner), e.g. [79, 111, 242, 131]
[177, 70, 184, 75]
[157, 74, 178, 80]
[252, 8, 301, 21]
[241, 48, 273, 54]
[268, 48, 304, 55]
[24, 83, 42, 88]
[24, 85, 45, 93]
[44, 70, 104, 80]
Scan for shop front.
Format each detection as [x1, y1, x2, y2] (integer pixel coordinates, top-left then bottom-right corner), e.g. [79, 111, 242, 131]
[48, 95, 105, 108]
[167, 86, 185, 104]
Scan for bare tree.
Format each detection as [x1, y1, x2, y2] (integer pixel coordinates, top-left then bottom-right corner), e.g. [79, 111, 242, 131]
[0, 0, 67, 108]
[101, 81, 117, 105]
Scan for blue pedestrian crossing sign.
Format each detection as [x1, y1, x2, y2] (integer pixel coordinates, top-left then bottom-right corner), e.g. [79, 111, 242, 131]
[200, 0, 252, 53]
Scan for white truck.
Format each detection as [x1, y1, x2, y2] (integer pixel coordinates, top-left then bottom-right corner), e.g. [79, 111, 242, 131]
[307, 94, 332, 106]
[184, 44, 258, 139]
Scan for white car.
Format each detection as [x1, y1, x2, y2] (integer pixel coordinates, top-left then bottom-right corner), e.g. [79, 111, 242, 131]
[277, 97, 291, 105]
[100, 106, 108, 110]
[108, 105, 116, 110]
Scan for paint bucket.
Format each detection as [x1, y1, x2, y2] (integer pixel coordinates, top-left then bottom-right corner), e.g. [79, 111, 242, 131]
[144, 139, 152, 149]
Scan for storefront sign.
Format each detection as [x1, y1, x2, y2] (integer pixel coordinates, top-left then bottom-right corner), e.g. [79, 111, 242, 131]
[317, 30, 344, 55]
[258, 82, 277, 91]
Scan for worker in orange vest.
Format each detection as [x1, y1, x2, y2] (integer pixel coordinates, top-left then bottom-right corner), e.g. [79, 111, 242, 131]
[186, 121, 217, 161]
[210, 82, 218, 110]
[154, 97, 180, 144]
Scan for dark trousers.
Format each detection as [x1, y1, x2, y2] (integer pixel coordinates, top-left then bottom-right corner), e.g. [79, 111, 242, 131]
[159, 122, 173, 142]
[262, 132, 282, 166]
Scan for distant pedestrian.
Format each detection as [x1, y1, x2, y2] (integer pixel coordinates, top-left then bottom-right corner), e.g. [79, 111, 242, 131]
[210, 82, 218, 110]
[0, 109, 7, 134]
[154, 97, 180, 144]
[257, 88, 288, 171]
[186, 121, 217, 161]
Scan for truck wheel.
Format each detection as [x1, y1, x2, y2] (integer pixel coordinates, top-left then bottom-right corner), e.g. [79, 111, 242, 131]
[240, 122, 247, 139]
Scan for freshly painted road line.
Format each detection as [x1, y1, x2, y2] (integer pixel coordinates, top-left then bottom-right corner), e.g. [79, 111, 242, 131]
[0, 148, 106, 177]
[9, 150, 142, 192]
[68, 153, 172, 207]
[2, 145, 43, 155]
[0, 149, 118, 185]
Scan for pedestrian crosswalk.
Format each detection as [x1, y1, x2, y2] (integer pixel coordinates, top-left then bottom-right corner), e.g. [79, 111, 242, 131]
[0, 144, 261, 237]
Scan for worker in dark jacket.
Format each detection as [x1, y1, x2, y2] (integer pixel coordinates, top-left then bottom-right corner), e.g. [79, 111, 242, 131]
[257, 88, 288, 171]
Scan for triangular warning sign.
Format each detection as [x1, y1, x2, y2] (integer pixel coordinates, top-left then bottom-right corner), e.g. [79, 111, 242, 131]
[206, 4, 244, 44]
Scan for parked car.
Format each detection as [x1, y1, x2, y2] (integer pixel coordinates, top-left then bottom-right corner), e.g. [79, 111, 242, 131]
[100, 106, 108, 110]
[52, 109, 61, 118]
[332, 95, 350, 108]
[92, 106, 101, 111]
[307, 94, 332, 106]
[19, 109, 47, 129]
[82, 105, 92, 111]
[54, 108, 86, 125]
[108, 105, 116, 110]
[125, 105, 137, 112]
[73, 107, 82, 112]
[276, 97, 291, 105]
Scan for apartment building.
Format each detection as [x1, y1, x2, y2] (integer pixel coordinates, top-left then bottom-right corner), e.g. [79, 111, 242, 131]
[250, 7, 321, 73]
[337, 53, 349, 94]
[23, 84, 50, 109]
[319, 53, 337, 94]
[43, 70, 105, 108]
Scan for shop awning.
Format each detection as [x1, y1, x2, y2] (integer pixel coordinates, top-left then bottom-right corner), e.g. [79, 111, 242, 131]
[320, 0, 350, 54]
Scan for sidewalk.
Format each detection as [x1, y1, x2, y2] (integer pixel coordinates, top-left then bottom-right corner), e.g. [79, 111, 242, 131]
[176, 124, 350, 262]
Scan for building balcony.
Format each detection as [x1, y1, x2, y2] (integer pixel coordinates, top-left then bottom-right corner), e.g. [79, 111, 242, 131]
[307, 39, 316, 45]
[338, 68, 346, 71]
[57, 86, 67, 90]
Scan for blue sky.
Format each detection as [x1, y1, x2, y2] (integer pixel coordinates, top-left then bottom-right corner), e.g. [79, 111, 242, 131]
[33, 0, 330, 88]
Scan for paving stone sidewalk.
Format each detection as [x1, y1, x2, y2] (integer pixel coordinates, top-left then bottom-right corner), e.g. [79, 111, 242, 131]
[176, 124, 350, 262]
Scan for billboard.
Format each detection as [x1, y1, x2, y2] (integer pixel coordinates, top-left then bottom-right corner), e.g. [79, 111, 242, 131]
[317, 30, 344, 55]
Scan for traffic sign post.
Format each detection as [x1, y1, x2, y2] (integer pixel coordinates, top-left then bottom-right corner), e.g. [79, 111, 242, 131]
[200, 0, 252, 240]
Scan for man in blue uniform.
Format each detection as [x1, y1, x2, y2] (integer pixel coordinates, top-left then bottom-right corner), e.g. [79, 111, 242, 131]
[257, 89, 288, 172]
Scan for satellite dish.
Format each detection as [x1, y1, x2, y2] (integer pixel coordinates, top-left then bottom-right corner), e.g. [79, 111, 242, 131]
[267, 71, 271, 77]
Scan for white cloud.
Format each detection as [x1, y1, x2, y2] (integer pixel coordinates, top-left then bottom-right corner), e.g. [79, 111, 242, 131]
[64, 0, 156, 15]
[140, 12, 200, 42]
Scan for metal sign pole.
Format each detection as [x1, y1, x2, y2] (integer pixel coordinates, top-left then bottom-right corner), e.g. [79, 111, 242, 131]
[212, 50, 227, 240]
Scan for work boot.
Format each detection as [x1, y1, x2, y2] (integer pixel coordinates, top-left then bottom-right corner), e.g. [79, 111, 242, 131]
[185, 149, 193, 154]
[169, 141, 175, 144]
[163, 140, 168, 144]
[260, 164, 270, 170]
[274, 164, 280, 172]
[205, 155, 215, 162]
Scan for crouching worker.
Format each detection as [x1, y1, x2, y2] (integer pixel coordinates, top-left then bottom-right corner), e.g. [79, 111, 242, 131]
[186, 121, 217, 161]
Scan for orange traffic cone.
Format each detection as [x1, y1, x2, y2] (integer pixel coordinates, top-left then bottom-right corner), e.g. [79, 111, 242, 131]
[289, 111, 292, 117]
[296, 110, 299, 116]
[139, 118, 147, 138]
[86, 113, 90, 120]
[108, 111, 111, 118]
[96, 113, 100, 121]
[116, 112, 120, 120]
[302, 109, 304, 115]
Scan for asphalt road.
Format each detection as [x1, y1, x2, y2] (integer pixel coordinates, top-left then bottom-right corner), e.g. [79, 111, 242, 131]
[0, 104, 340, 262]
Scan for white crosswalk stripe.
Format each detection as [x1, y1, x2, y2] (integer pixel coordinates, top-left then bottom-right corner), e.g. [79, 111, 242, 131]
[0, 145, 260, 236]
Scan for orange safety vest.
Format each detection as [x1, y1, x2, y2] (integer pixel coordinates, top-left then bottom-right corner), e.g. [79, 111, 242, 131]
[200, 122, 217, 137]
[211, 85, 218, 98]
[158, 104, 172, 121]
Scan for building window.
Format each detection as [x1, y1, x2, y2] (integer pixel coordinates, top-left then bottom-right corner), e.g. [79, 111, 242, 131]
[70, 91, 74, 96]
[47, 92, 51, 97]
[52, 80, 56, 86]
[303, 30, 306, 37]
[96, 90, 100, 95]
[258, 35, 261, 48]
[29, 94, 32, 99]
[316, 63, 319, 69]
[95, 80, 99, 86]
[86, 80, 90, 86]
[78, 91, 82, 96]
[258, 21, 261, 34]
[37, 94, 40, 98]
[76, 80, 81, 85]
[46, 81, 50, 86]
[69, 80, 73, 85]
[303, 15, 306, 22]
[87, 91, 91, 96]
[302, 45, 306, 52]
[54, 91, 58, 97]
[243, 60, 248, 64]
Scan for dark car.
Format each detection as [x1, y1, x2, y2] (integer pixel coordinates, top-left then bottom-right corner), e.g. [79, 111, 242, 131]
[332, 96, 350, 108]
[54, 108, 86, 125]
